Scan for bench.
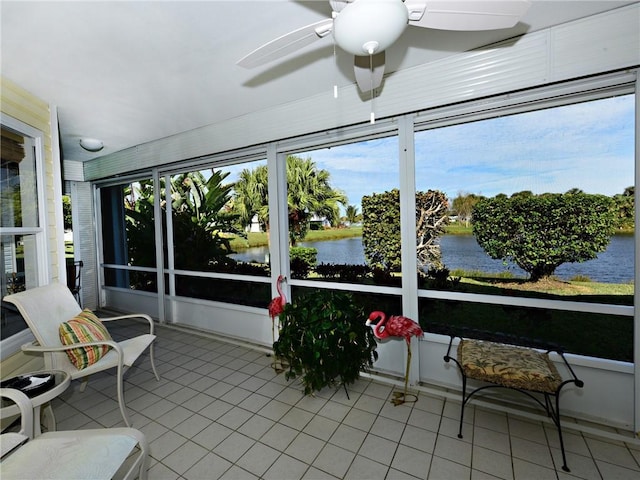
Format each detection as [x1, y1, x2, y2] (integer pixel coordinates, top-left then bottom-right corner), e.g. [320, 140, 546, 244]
[444, 336, 584, 472]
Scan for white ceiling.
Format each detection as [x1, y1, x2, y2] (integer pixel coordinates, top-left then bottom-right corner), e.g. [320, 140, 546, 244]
[1, 1, 634, 163]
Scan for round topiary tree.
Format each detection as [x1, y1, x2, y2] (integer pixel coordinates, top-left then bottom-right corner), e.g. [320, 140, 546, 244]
[472, 191, 616, 281]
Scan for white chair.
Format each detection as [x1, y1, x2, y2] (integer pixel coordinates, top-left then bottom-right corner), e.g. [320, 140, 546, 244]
[4, 282, 160, 427]
[1, 388, 148, 480]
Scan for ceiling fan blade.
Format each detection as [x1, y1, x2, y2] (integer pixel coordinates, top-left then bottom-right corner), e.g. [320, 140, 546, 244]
[407, 0, 531, 31]
[237, 19, 333, 68]
[353, 52, 385, 93]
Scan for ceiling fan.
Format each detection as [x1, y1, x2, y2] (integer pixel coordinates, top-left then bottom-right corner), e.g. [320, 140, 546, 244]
[237, 0, 532, 94]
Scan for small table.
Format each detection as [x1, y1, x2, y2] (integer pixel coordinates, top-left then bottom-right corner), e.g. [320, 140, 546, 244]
[1, 370, 70, 437]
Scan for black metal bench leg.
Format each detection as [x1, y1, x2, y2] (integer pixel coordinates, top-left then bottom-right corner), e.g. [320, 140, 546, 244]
[458, 373, 467, 438]
[552, 393, 571, 472]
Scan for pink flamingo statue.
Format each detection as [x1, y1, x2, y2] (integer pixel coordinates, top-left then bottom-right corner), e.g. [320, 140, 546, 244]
[366, 311, 424, 405]
[267, 275, 287, 371]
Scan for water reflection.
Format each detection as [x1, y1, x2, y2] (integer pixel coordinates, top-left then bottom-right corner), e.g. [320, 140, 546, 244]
[230, 234, 634, 283]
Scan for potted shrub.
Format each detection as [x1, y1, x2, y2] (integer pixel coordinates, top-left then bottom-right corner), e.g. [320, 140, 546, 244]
[273, 289, 378, 395]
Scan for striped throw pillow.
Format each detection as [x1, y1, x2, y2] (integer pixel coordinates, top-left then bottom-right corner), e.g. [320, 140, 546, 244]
[59, 309, 113, 370]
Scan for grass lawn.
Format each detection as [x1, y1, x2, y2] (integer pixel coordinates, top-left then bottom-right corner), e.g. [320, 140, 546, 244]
[229, 226, 362, 250]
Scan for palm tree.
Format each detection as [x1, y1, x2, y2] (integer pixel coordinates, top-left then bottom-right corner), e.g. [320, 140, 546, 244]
[345, 204, 360, 225]
[230, 155, 347, 245]
[232, 165, 270, 233]
[286, 156, 347, 245]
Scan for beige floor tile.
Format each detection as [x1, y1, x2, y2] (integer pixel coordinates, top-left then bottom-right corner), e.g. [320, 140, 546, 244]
[434, 432, 473, 466]
[304, 414, 340, 441]
[237, 413, 275, 440]
[585, 436, 640, 470]
[329, 423, 368, 453]
[149, 429, 188, 461]
[218, 464, 259, 480]
[359, 433, 401, 466]
[595, 459, 640, 480]
[391, 443, 432, 478]
[261, 422, 299, 451]
[183, 452, 232, 480]
[342, 407, 377, 431]
[473, 425, 511, 455]
[216, 405, 253, 430]
[191, 421, 233, 449]
[236, 441, 281, 476]
[312, 443, 356, 478]
[212, 431, 255, 463]
[512, 458, 557, 480]
[429, 455, 471, 479]
[49, 322, 635, 480]
[264, 455, 311, 480]
[370, 415, 406, 442]
[472, 445, 514, 480]
[162, 440, 209, 475]
[285, 432, 326, 464]
[400, 424, 438, 454]
[344, 455, 389, 480]
[474, 408, 509, 434]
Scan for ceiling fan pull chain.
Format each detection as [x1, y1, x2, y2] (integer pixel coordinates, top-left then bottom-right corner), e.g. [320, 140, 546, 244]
[370, 52, 375, 124]
[333, 41, 338, 99]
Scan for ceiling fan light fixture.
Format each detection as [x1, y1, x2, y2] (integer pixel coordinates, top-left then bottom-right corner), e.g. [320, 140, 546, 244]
[79, 138, 104, 152]
[333, 0, 409, 56]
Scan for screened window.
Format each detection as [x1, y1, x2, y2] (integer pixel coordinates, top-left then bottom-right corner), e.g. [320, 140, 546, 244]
[167, 161, 271, 307]
[286, 136, 401, 287]
[100, 179, 157, 292]
[415, 94, 635, 361]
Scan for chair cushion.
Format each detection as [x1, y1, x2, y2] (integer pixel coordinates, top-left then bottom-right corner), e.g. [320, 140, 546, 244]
[59, 310, 113, 370]
[457, 339, 563, 394]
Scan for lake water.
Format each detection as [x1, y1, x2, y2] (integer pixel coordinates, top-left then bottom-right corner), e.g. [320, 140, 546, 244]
[230, 234, 635, 283]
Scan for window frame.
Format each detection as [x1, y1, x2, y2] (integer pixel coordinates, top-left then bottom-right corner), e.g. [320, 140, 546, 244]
[0, 114, 49, 358]
[92, 72, 636, 356]
[413, 73, 635, 304]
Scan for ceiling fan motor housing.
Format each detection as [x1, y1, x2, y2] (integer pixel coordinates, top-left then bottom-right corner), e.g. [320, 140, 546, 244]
[333, 0, 409, 55]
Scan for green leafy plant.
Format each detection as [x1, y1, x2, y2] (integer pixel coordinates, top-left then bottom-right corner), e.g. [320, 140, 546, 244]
[289, 246, 318, 279]
[273, 290, 378, 395]
[472, 191, 616, 281]
[362, 189, 449, 272]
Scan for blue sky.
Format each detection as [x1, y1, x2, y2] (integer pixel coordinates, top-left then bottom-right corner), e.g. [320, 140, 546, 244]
[224, 94, 634, 212]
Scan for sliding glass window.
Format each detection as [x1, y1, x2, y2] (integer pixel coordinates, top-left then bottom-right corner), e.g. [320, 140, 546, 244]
[415, 93, 635, 361]
[169, 161, 271, 308]
[100, 179, 158, 292]
[283, 135, 403, 314]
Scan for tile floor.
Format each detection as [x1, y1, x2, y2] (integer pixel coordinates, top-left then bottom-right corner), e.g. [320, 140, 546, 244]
[49, 319, 640, 480]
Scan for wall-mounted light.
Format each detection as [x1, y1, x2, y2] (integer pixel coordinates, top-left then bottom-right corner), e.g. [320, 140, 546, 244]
[79, 138, 104, 152]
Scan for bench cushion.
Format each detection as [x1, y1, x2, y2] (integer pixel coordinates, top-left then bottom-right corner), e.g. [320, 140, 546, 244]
[457, 339, 562, 394]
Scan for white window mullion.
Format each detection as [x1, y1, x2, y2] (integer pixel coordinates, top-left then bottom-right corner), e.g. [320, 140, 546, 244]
[399, 114, 420, 387]
[633, 74, 640, 438]
[153, 169, 166, 323]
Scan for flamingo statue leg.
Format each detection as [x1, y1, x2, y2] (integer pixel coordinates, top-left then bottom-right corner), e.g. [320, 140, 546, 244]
[391, 341, 419, 406]
[268, 275, 288, 373]
[270, 317, 284, 373]
[366, 311, 422, 407]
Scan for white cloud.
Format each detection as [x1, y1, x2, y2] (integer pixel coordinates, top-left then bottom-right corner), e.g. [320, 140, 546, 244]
[218, 95, 634, 206]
